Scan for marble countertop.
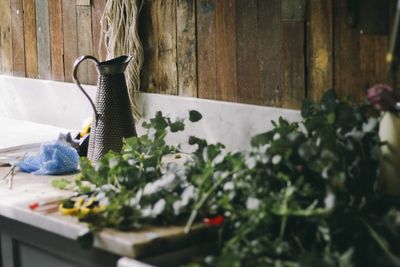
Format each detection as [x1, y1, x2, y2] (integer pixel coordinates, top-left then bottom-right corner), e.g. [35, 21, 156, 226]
[0, 117, 73, 150]
[0, 167, 212, 259]
[0, 115, 209, 261]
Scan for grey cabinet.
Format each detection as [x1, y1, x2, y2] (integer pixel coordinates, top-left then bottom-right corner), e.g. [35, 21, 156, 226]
[0, 216, 215, 267]
[0, 216, 119, 267]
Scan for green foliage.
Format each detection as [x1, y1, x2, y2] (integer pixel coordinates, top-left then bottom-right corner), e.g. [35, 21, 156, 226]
[54, 91, 400, 267]
[51, 178, 69, 190]
[189, 110, 203, 122]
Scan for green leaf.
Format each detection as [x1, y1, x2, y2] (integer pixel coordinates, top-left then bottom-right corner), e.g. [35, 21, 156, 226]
[151, 111, 169, 130]
[326, 112, 335, 124]
[51, 178, 69, 189]
[301, 98, 314, 118]
[188, 136, 207, 149]
[189, 110, 203, 122]
[169, 120, 185, 132]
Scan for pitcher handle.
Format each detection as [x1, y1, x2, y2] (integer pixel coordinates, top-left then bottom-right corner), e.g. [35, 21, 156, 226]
[72, 55, 99, 121]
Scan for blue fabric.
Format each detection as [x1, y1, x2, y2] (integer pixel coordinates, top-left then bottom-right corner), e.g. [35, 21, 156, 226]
[17, 141, 79, 175]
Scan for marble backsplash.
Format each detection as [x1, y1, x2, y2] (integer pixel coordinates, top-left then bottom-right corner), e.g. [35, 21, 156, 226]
[0, 75, 301, 152]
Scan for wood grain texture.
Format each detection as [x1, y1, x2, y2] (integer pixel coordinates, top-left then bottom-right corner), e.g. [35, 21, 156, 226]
[0, 0, 396, 110]
[281, 22, 305, 109]
[35, 0, 51, 80]
[177, 0, 197, 97]
[360, 35, 389, 87]
[139, 0, 159, 93]
[281, 0, 306, 21]
[1, 0, 13, 74]
[215, 0, 236, 102]
[62, 0, 78, 82]
[258, 0, 282, 107]
[91, 0, 106, 62]
[358, 0, 388, 35]
[308, 0, 333, 102]
[77, 4, 93, 84]
[333, 0, 362, 100]
[196, 0, 216, 99]
[11, 0, 25, 76]
[49, 0, 64, 81]
[236, 0, 260, 104]
[22, 0, 38, 78]
[76, 0, 90, 6]
[157, 0, 177, 95]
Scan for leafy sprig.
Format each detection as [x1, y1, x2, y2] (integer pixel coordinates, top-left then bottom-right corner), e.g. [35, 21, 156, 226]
[54, 91, 400, 267]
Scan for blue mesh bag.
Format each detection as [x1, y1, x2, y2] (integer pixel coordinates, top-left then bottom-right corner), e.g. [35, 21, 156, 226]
[17, 141, 79, 175]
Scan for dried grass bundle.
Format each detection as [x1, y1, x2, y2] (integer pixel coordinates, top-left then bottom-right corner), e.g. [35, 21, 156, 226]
[100, 0, 144, 118]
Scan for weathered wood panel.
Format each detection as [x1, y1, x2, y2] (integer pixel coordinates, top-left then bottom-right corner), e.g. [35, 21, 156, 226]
[76, 1, 93, 84]
[11, 0, 25, 76]
[62, 0, 78, 82]
[0, 0, 397, 110]
[215, 0, 237, 102]
[22, 0, 38, 78]
[139, 0, 159, 93]
[258, 0, 282, 107]
[359, 35, 389, 88]
[35, 0, 51, 80]
[196, 0, 216, 100]
[281, 0, 306, 21]
[157, 0, 177, 95]
[236, 0, 260, 105]
[177, 0, 197, 97]
[281, 22, 305, 109]
[308, 0, 333, 102]
[49, 0, 64, 81]
[1, 0, 13, 74]
[91, 0, 107, 62]
[333, 0, 362, 101]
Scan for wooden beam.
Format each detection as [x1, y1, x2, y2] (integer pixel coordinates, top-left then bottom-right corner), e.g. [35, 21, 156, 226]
[35, 0, 51, 80]
[196, 0, 216, 99]
[1, 0, 13, 74]
[49, 0, 64, 81]
[177, 0, 197, 97]
[281, 22, 306, 109]
[11, 0, 25, 77]
[237, 0, 260, 104]
[139, 0, 159, 93]
[23, 0, 38, 78]
[77, 3, 93, 84]
[308, 0, 333, 102]
[215, 0, 237, 102]
[62, 0, 78, 82]
[259, 0, 282, 107]
[157, 0, 178, 95]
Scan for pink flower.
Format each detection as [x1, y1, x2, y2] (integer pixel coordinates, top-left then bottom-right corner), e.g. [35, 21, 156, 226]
[367, 84, 398, 112]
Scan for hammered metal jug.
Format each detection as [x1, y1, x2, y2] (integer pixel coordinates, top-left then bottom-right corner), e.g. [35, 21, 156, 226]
[73, 55, 137, 162]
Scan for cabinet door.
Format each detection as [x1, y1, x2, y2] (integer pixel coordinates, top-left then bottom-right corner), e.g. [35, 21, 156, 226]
[0, 216, 119, 267]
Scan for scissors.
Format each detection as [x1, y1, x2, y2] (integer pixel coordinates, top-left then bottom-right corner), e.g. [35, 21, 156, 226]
[0, 153, 26, 190]
[1, 164, 17, 190]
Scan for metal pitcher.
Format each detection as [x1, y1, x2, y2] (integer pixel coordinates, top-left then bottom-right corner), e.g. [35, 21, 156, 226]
[73, 55, 137, 162]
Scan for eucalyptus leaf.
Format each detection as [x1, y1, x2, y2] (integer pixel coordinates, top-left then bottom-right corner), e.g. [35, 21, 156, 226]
[189, 110, 203, 122]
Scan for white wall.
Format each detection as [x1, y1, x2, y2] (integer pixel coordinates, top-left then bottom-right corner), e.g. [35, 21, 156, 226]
[0, 75, 301, 152]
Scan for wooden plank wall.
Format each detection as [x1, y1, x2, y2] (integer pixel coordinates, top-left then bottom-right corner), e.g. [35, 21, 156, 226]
[0, 0, 106, 84]
[0, 0, 395, 109]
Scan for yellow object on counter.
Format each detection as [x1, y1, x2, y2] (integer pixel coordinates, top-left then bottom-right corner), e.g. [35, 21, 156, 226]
[80, 117, 93, 138]
[59, 197, 84, 215]
[59, 196, 106, 216]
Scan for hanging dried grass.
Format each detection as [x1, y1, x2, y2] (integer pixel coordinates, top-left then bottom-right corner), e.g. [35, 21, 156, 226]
[100, 0, 144, 118]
